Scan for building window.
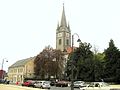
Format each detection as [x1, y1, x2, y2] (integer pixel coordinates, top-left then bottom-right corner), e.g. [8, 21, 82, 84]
[59, 39, 62, 45]
[14, 69, 17, 73]
[66, 39, 69, 45]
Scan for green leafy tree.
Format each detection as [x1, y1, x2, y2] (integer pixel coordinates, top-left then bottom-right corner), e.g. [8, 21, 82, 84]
[66, 43, 106, 82]
[75, 43, 93, 81]
[104, 39, 120, 82]
[93, 53, 105, 81]
[66, 42, 94, 81]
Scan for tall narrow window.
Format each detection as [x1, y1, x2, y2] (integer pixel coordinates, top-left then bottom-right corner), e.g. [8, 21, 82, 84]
[66, 39, 69, 45]
[59, 39, 62, 45]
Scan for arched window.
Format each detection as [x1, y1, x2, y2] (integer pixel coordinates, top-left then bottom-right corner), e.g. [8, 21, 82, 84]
[66, 39, 69, 45]
[59, 39, 62, 45]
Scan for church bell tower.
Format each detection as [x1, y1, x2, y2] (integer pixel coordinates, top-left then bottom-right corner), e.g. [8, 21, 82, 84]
[56, 4, 71, 51]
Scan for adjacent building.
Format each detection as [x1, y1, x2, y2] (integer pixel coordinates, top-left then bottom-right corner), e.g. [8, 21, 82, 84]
[8, 57, 35, 83]
[0, 70, 6, 79]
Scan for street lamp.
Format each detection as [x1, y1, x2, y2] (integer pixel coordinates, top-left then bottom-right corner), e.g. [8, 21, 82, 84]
[71, 33, 81, 90]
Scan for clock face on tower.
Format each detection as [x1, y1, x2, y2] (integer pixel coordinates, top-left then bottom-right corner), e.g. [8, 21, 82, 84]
[57, 33, 62, 37]
[66, 33, 69, 37]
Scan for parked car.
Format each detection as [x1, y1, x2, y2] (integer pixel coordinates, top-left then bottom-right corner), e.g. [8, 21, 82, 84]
[73, 81, 86, 88]
[22, 80, 35, 87]
[50, 80, 57, 86]
[80, 82, 111, 90]
[0, 79, 10, 84]
[34, 81, 50, 89]
[55, 80, 68, 87]
[0, 79, 5, 84]
[5, 80, 10, 84]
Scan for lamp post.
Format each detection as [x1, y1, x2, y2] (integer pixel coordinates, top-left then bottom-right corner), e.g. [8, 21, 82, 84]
[71, 33, 81, 90]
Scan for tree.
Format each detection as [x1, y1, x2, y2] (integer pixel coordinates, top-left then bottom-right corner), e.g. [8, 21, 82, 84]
[93, 53, 105, 81]
[92, 46, 105, 81]
[104, 39, 120, 82]
[34, 45, 65, 79]
[53, 49, 65, 79]
[66, 42, 95, 81]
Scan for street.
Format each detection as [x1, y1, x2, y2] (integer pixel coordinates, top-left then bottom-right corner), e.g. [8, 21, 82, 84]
[50, 86, 79, 90]
[0, 84, 44, 90]
[0, 84, 80, 90]
[1, 84, 120, 90]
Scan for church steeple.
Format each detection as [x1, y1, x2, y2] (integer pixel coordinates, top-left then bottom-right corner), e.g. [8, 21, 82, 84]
[60, 3, 67, 27]
[68, 22, 70, 30]
[57, 22, 59, 30]
[56, 3, 71, 51]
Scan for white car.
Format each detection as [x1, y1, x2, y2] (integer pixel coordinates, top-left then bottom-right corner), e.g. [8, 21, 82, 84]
[34, 81, 50, 89]
[74, 81, 86, 88]
[80, 82, 111, 90]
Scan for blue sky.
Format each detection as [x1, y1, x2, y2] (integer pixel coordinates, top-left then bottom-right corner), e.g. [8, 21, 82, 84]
[0, 0, 120, 71]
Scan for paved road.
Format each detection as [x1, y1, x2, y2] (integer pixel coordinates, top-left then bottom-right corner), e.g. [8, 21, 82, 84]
[51, 86, 80, 90]
[1, 84, 120, 90]
[0, 84, 44, 90]
[0, 84, 80, 90]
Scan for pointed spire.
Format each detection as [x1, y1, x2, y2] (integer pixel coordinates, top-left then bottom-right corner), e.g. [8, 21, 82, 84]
[57, 22, 59, 30]
[68, 22, 70, 30]
[60, 3, 67, 27]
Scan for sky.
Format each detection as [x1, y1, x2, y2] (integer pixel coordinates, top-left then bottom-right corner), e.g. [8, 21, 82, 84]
[0, 0, 120, 71]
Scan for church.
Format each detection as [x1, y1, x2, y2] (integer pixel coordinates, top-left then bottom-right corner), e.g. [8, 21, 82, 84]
[7, 4, 71, 83]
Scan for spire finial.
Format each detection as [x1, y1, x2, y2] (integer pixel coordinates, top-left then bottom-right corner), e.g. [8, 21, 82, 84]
[57, 21, 59, 29]
[60, 3, 67, 27]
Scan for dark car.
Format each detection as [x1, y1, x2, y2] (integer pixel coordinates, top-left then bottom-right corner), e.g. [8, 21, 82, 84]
[50, 80, 57, 86]
[0, 79, 10, 84]
[55, 80, 68, 87]
[0, 79, 5, 84]
[22, 80, 35, 87]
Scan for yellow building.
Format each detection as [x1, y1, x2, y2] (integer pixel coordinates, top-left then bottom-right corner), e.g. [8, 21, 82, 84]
[8, 56, 36, 83]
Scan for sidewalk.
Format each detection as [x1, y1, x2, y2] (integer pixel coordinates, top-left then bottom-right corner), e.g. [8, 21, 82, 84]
[110, 85, 120, 90]
[111, 85, 120, 87]
[0, 84, 46, 90]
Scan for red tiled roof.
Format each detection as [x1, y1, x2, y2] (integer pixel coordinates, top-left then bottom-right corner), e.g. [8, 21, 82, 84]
[66, 47, 72, 54]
